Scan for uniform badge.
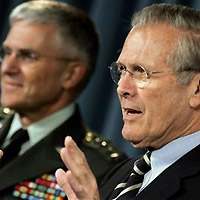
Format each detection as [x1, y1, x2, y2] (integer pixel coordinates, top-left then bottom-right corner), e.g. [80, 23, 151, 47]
[13, 173, 66, 199]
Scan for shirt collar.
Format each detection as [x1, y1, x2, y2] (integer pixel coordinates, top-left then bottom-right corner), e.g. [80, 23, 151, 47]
[7, 103, 75, 147]
[151, 131, 200, 172]
[140, 131, 200, 192]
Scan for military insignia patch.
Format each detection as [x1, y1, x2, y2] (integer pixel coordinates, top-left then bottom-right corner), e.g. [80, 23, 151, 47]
[13, 173, 66, 199]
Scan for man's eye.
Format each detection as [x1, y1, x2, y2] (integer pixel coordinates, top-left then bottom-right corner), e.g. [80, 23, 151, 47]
[118, 65, 126, 72]
[117, 66, 126, 78]
[132, 66, 145, 74]
[19, 51, 39, 60]
[2, 48, 12, 57]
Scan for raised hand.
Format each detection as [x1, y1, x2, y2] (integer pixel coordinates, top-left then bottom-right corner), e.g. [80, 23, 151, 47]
[55, 136, 100, 200]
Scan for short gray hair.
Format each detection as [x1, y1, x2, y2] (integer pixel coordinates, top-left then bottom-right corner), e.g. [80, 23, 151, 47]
[10, 0, 99, 90]
[131, 3, 200, 85]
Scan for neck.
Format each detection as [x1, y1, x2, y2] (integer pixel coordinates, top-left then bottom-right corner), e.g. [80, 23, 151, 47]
[18, 102, 71, 126]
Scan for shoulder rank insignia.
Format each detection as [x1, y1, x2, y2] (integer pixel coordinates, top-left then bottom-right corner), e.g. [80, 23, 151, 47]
[84, 131, 122, 161]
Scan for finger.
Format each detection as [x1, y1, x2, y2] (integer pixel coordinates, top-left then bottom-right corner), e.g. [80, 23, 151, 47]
[0, 150, 3, 159]
[55, 168, 67, 187]
[55, 169, 78, 200]
[56, 168, 98, 200]
[65, 169, 85, 195]
[58, 137, 100, 200]
[61, 137, 92, 177]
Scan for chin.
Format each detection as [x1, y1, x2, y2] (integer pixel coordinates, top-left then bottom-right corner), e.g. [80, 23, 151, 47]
[1, 101, 11, 108]
[122, 124, 140, 140]
[131, 142, 147, 149]
[122, 128, 148, 149]
[1, 100, 19, 110]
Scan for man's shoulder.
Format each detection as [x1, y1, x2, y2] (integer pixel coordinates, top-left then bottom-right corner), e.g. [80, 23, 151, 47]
[79, 131, 128, 183]
[81, 131, 127, 163]
[0, 107, 14, 121]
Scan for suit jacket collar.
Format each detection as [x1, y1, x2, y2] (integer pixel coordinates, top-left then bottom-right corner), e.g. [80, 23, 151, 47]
[135, 144, 200, 200]
[0, 115, 13, 147]
[0, 106, 86, 191]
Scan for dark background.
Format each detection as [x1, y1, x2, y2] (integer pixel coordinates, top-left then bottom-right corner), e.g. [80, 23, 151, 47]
[1, 0, 199, 157]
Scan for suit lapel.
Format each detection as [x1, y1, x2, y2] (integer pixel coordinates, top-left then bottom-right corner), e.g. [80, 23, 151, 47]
[0, 115, 13, 146]
[0, 107, 86, 191]
[135, 145, 200, 200]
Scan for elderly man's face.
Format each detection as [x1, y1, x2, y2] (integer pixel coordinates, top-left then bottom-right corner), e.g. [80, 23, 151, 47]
[117, 24, 194, 149]
[1, 21, 69, 118]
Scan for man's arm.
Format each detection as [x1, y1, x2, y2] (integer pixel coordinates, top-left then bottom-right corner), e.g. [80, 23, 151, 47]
[55, 136, 100, 200]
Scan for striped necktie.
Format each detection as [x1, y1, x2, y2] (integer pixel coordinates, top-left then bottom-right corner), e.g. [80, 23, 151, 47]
[111, 151, 151, 200]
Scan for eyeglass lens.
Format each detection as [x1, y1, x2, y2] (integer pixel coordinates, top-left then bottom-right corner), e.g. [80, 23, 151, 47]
[109, 62, 148, 88]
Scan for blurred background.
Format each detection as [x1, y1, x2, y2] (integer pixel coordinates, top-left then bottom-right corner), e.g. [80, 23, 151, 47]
[0, 0, 200, 157]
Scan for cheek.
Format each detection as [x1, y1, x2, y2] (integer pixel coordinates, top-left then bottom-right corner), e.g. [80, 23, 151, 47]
[144, 87, 188, 130]
[137, 88, 172, 130]
[24, 66, 61, 88]
[24, 71, 43, 90]
[22, 69, 54, 99]
[34, 71, 64, 99]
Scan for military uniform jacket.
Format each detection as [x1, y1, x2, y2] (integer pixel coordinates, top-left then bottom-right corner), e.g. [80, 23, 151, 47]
[100, 144, 200, 200]
[0, 106, 127, 200]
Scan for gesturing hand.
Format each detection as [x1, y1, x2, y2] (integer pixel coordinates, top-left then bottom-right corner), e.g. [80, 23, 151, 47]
[55, 136, 100, 200]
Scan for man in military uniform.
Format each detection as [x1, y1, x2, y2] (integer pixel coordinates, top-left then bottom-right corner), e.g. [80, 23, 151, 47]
[0, 1, 127, 199]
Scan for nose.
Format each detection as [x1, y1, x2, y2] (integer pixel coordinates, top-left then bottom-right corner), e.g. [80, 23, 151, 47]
[117, 74, 137, 98]
[1, 54, 21, 74]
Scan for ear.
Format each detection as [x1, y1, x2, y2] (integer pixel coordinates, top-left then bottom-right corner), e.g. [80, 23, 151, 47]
[61, 61, 87, 89]
[190, 76, 200, 108]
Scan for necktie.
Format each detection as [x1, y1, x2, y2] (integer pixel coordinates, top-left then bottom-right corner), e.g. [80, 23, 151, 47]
[111, 151, 151, 200]
[1, 128, 29, 167]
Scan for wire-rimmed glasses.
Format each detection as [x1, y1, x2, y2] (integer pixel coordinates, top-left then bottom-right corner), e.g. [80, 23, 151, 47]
[108, 62, 173, 89]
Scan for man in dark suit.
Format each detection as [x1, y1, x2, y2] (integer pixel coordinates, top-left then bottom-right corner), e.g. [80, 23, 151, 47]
[0, 1, 127, 199]
[55, 3, 200, 200]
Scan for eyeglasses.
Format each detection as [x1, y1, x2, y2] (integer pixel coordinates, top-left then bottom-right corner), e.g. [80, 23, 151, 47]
[108, 62, 173, 88]
[0, 46, 77, 64]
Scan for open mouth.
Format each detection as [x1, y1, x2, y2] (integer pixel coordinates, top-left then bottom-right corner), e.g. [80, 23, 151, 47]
[125, 108, 142, 115]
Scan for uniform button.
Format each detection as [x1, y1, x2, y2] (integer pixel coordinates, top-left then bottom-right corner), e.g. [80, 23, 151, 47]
[101, 141, 107, 147]
[3, 108, 12, 114]
[110, 152, 119, 158]
[95, 137, 101, 143]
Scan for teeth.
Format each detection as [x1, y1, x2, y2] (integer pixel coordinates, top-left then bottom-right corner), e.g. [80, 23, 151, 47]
[127, 109, 141, 114]
[128, 110, 134, 114]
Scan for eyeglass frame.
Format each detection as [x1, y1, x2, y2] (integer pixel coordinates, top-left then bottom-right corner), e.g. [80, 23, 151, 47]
[108, 62, 175, 88]
[0, 45, 77, 64]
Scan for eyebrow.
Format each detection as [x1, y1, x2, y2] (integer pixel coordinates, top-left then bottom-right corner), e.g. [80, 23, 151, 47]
[117, 61, 145, 69]
[2, 44, 38, 54]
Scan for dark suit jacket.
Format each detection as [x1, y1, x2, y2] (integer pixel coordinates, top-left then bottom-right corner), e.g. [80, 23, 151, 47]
[100, 144, 200, 200]
[0, 106, 127, 200]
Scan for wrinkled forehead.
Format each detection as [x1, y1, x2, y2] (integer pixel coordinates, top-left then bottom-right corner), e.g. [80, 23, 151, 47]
[118, 24, 182, 69]
[4, 21, 59, 52]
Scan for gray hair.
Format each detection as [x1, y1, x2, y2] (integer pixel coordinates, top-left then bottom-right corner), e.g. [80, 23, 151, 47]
[131, 3, 200, 85]
[10, 0, 99, 90]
